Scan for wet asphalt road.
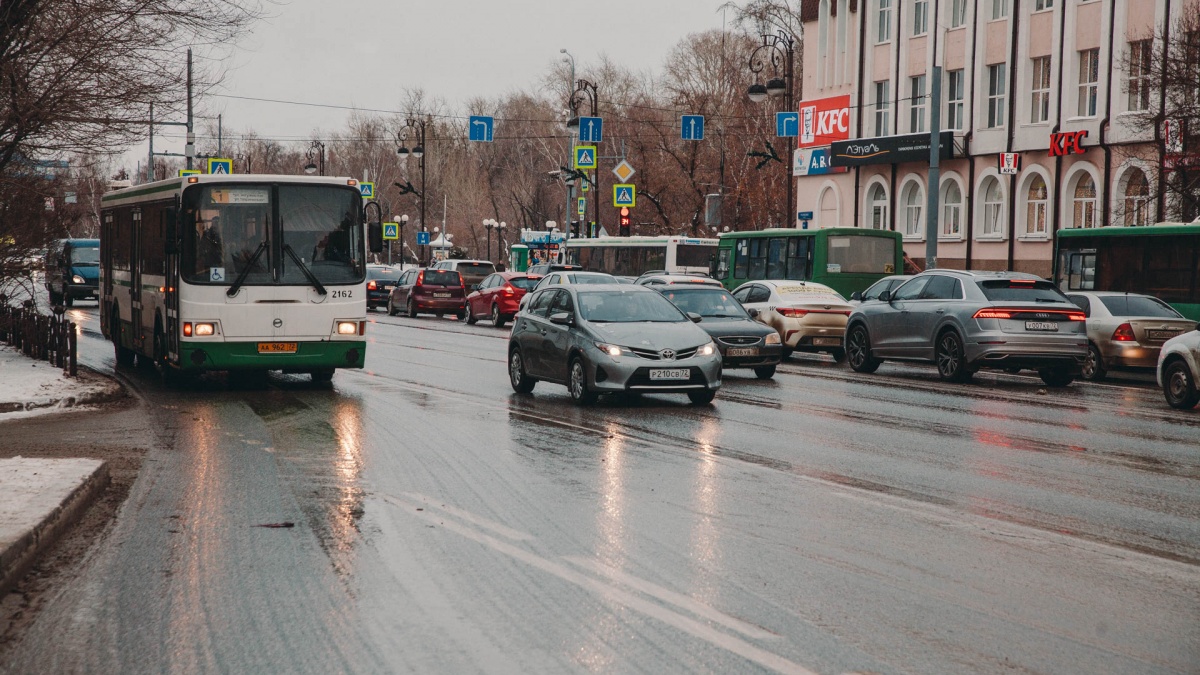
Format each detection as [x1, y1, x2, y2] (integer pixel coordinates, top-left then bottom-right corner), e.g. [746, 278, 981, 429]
[3, 304, 1199, 674]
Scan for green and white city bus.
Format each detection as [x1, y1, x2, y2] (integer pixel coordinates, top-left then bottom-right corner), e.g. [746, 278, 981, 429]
[713, 227, 904, 298]
[1054, 223, 1200, 321]
[100, 174, 383, 382]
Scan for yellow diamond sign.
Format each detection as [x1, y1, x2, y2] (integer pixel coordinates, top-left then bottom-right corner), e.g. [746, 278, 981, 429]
[611, 160, 636, 183]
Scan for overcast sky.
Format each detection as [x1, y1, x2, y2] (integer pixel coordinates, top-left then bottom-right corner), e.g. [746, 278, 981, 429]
[138, 0, 732, 167]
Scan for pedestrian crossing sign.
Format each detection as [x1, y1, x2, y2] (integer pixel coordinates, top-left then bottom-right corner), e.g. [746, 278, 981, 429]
[577, 197, 586, 216]
[382, 222, 399, 240]
[207, 158, 233, 175]
[613, 184, 636, 208]
[573, 145, 597, 170]
[359, 182, 375, 199]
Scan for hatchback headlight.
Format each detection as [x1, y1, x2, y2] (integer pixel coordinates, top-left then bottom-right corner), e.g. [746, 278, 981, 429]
[764, 332, 782, 345]
[72, 275, 85, 284]
[594, 341, 627, 357]
[697, 342, 717, 356]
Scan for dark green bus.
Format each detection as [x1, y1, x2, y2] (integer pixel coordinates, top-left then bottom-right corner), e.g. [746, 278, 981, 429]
[1054, 223, 1200, 321]
[713, 228, 904, 298]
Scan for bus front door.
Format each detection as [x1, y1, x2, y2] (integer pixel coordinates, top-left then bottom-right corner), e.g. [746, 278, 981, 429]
[130, 209, 144, 353]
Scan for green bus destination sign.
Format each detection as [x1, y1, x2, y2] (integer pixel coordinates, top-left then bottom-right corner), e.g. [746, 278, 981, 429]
[830, 131, 955, 167]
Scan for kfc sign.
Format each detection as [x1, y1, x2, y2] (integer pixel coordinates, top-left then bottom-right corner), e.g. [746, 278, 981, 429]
[799, 95, 851, 148]
[1049, 130, 1088, 156]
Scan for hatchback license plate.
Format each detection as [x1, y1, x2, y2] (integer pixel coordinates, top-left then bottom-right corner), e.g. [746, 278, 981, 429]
[433, 292, 451, 298]
[812, 337, 841, 346]
[727, 347, 758, 357]
[649, 368, 690, 381]
[1025, 321, 1059, 331]
[1148, 329, 1178, 340]
[258, 342, 297, 353]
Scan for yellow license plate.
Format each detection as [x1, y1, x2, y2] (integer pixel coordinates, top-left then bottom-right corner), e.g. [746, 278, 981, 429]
[257, 342, 297, 353]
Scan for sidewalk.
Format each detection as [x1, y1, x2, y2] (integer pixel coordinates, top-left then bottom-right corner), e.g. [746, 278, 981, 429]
[0, 344, 121, 420]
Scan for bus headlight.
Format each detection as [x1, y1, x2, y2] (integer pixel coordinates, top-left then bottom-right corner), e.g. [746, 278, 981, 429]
[193, 322, 216, 337]
[336, 321, 358, 335]
[765, 332, 782, 345]
[72, 275, 85, 284]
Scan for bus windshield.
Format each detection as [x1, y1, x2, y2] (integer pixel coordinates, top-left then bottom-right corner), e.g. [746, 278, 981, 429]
[183, 184, 363, 286]
[675, 243, 719, 269]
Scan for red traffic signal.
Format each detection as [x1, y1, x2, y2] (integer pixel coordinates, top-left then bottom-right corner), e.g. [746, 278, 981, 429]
[618, 207, 631, 236]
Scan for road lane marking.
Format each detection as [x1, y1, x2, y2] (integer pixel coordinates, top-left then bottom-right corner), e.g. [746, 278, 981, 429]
[393, 491, 534, 542]
[381, 494, 817, 675]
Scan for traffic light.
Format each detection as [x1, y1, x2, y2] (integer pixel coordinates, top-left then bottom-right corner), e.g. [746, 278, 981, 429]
[570, 220, 580, 237]
[619, 207, 631, 237]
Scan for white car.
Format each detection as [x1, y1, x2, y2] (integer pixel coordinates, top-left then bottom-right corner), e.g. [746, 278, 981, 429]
[731, 280, 853, 361]
[1157, 322, 1200, 410]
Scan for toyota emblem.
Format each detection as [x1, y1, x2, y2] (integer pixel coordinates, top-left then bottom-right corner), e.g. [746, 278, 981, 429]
[273, 318, 283, 328]
[660, 349, 676, 361]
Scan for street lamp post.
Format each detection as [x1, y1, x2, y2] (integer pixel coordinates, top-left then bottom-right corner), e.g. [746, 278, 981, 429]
[747, 32, 796, 228]
[304, 140, 326, 176]
[395, 117, 428, 264]
[396, 214, 409, 266]
[567, 78, 599, 237]
[482, 219, 507, 263]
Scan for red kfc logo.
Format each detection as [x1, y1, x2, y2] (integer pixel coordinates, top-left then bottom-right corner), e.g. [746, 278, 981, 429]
[799, 95, 851, 148]
[1049, 130, 1088, 156]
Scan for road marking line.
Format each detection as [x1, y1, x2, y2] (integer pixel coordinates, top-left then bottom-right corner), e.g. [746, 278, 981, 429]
[381, 494, 816, 675]
[393, 491, 534, 542]
[562, 555, 780, 641]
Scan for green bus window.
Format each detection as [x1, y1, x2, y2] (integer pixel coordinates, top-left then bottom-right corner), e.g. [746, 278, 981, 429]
[748, 239, 767, 279]
[734, 239, 749, 279]
[716, 249, 731, 279]
[766, 238, 786, 279]
[786, 237, 810, 279]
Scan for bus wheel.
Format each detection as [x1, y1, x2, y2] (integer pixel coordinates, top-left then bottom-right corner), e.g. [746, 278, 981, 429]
[311, 369, 334, 385]
[112, 310, 135, 367]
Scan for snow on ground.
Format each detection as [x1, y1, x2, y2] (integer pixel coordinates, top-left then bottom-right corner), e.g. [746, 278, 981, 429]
[0, 345, 121, 421]
[0, 457, 106, 553]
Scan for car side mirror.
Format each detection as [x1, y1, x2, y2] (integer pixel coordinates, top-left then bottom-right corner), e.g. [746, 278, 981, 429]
[687, 312, 702, 323]
[472, 283, 481, 291]
[549, 312, 573, 326]
[878, 290, 891, 303]
[747, 308, 759, 319]
[850, 290, 862, 302]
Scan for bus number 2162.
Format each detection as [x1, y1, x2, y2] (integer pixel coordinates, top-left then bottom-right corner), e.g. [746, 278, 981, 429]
[331, 290, 353, 299]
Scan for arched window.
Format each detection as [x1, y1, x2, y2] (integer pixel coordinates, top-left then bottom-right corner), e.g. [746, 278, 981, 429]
[981, 177, 1004, 237]
[1123, 169, 1150, 226]
[819, 186, 838, 227]
[942, 180, 962, 237]
[902, 181, 924, 237]
[1026, 175, 1048, 236]
[867, 183, 888, 229]
[1072, 174, 1098, 228]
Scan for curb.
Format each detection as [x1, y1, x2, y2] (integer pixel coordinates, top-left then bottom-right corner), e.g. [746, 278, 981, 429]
[0, 364, 127, 418]
[0, 460, 110, 597]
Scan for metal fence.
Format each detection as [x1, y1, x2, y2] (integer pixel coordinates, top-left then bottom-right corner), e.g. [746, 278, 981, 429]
[0, 296, 78, 376]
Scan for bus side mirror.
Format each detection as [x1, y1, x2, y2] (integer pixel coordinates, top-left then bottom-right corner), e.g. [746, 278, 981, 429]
[368, 222, 383, 253]
[164, 207, 178, 254]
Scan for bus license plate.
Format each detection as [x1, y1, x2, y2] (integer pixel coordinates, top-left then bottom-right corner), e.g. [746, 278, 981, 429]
[727, 347, 758, 357]
[1025, 321, 1058, 331]
[1148, 330, 1178, 340]
[258, 342, 297, 353]
[433, 292, 451, 298]
[649, 368, 689, 381]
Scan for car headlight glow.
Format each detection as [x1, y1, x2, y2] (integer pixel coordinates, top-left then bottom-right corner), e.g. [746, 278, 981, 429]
[194, 322, 216, 337]
[336, 321, 358, 335]
[697, 342, 716, 356]
[594, 341, 625, 357]
[765, 332, 782, 345]
[72, 275, 85, 284]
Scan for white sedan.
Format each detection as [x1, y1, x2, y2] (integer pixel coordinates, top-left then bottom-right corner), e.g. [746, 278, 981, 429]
[1157, 322, 1200, 410]
[731, 280, 853, 361]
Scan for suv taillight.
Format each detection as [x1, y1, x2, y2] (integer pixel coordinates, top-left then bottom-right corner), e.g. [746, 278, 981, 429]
[1112, 323, 1136, 341]
[974, 309, 1013, 319]
[416, 270, 424, 286]
[367, 280, 377, 290]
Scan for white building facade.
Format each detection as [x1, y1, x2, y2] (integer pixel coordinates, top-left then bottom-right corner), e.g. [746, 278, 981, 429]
[796, 0, 1197, 277]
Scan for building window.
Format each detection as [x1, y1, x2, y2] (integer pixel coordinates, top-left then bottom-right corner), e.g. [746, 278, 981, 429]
[1031, 56, 1051, 123]
[1123, 169, 1151, 226]
[982, 177, 1005, 237]
[910, 75, 927, 133]
[1073, 174, 1098, 228]
[1128, 40, 1152, 112]
[913, 0, 928, 35]
[1034, 0, 1053, 10]
[988, 64, 1007, 128]
[877, 0, 891, 43]
[950, 0, 967, 28]
[943, 181, 962, 237]
[991, 0, 1009, 20]
[902, 182, 924, 238]
[947, 70, 964, 130]
[1025, 175, 1049, 236]
[1078, 48, 1100, 117]
[868, 184, 888, 229]
[875, 80, 891, 136]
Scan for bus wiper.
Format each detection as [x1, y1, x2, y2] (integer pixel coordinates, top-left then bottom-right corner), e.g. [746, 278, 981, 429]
[226, 241, 269, 297]
[283, 244, 327, 296]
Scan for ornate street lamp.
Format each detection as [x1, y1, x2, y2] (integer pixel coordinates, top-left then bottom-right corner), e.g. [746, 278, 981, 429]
[566, 78, 599, 236]
[304, 140, 326, 176]
[747, 32, 796, 228]
[395, 117, 429, 264]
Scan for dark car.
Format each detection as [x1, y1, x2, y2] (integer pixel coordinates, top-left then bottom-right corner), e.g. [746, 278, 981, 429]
[366, 265, 403, 311]
[44, 238, 100, 306]
[388, 268, 467, 319]
[846, 270, 1088, 386]
[656, 286, 783, 378]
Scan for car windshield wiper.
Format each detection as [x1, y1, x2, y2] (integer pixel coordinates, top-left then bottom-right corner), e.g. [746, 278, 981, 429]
[226, 240, 269, 297]
[283, 244, 327, 296]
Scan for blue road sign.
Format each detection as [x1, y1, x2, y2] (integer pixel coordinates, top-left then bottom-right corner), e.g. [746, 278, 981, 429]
[798, 211, 814, 220]
[359, 182, 375, 199]
[681, 115, 705, 141]
[776, 112, 799, 138]
[207, 158, 233, 174]
[416, 231, 431, 246]
[468, 115, 494, 142]
[613, 184, 636, 208]
[382, 222, 399, 240]
[578, 116, 603, 143]
[573, 146, 597, 170]
[577, 197, 586, 216]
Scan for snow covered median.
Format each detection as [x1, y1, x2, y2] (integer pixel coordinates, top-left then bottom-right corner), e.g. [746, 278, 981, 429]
[0, 345, 122, 420]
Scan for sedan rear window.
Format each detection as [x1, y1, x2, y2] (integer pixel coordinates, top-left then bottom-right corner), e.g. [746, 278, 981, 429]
[977, 279, 1068, 302]
[456, 263, 495, 276]
[421, 270, 461, 286]
[508, 277, 538, 290]
[1099, 295, 1183, 318]
[367, 267, 400, 281]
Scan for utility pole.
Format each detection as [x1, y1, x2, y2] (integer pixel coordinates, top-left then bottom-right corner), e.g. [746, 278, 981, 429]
[186, 48, 194, 170]
[925, 66, 942, 271]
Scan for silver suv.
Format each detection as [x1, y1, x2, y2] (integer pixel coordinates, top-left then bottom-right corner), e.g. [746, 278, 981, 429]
[846, 270, 1088, 386]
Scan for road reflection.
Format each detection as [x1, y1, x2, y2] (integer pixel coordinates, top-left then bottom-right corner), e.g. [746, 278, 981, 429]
[688, 415, 724, 603]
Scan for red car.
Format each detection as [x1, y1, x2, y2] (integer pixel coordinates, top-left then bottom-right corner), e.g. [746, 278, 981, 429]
[388, 268, 467, 319]
[464, 272, 541, 328]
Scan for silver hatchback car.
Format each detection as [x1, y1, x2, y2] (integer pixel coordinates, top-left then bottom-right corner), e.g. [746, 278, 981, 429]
[507, 284, 723, 405]
[846, 270, 1088, 386]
